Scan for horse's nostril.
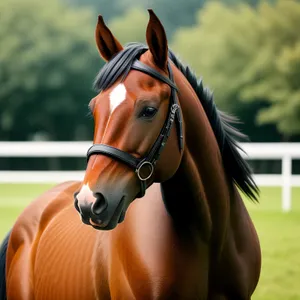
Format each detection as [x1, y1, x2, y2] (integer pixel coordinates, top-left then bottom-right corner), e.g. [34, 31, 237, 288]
[91, 192, 107, 215]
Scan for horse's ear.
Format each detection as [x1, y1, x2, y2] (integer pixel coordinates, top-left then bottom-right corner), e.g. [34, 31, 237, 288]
[95, 15, 123, 61]
[146, 9, 168, 70]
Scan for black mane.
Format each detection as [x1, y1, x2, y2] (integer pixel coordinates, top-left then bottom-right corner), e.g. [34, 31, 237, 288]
[94, 43, 259, 201]
[94, 43, 148, 91]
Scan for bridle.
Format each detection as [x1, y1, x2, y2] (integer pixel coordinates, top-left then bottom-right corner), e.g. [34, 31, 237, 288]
[86, 59, 183, 198]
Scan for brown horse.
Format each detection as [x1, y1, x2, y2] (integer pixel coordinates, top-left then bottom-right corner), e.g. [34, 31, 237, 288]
[0, 10, 261, 300]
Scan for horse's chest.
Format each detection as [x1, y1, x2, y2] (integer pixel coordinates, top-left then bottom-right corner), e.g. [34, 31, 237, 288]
[103, 233, 209, 299]
[106, 260, 207, 300]
[32, 207, 99, 300]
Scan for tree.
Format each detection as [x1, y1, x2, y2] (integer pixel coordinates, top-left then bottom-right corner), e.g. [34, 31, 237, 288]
[64, 0, 276, 39]
[151, 0, 268, 36]
[0, 0, 101, 141]
[241, 0, 300, 138]
[108, 8, 148, 44]
[65, 0, 205, 36]
[63, 0, 147, 21]
[171, 0, 300, 140]
[151, 0, 206, 36]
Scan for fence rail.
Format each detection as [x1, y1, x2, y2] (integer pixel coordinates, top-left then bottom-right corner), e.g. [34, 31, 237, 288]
[1, 142, 300, 212]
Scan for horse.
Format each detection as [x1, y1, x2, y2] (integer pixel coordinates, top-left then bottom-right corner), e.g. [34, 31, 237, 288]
[0, 9, 261, 300]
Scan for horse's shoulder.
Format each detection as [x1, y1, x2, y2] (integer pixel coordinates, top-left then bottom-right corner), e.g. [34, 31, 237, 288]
[7, 181, 81, 261]
[5, 181, 95, 299]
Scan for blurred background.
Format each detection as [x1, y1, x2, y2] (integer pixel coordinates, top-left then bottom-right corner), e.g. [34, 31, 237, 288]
[0, 0, 300, 299]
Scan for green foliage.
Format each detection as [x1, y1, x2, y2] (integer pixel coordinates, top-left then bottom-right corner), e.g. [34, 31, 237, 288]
[108, 8, 148, 44]
[65, 0, 205, 36]
[241, 1, 300, 136]
[217, 0, 275, 7]
[64, 0, 147, 21]
[151, 0, 271, 36]
[172, 2, 258, 110]
[2, 0, 299, 141]
[65, 0, 273, 39]
[151, 0, 205, 36]
[172, 0, 300, 138]
[0, 0, 101, 141]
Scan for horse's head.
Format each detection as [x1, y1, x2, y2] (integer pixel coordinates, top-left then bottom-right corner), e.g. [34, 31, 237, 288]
[74, 10, 184, 230]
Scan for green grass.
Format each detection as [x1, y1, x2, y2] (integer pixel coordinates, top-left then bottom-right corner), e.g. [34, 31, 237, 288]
[0, 184, 300, 299]
[244, 188, 300, 300]
[0, 184, 55, 238]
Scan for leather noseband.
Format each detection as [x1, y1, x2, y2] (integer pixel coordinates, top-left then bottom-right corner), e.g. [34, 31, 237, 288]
[86, 59, 183, 198]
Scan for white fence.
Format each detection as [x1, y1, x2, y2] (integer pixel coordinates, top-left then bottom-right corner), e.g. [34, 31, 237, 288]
[0, 142, 300, 212]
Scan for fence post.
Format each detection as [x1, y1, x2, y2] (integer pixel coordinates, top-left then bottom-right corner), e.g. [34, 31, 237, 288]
[282, 155, 292, 212]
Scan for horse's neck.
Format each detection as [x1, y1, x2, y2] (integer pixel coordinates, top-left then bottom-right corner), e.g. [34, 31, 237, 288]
[161, 67, 233, 249]
[160, 152, 212, 242]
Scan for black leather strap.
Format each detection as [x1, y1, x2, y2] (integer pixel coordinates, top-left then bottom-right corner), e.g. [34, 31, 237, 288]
[143, 62, 181, 164]
[87, 144, 147, 198]
[145, 103, 179, 165]
[131, 60, 178, 91]
[87, 144, 141, 169]
[168, 62, 184, 151]
[139, 180, 146, 198]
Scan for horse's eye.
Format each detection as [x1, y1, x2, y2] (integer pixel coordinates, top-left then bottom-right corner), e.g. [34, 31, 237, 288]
[138, 106, 158, 119]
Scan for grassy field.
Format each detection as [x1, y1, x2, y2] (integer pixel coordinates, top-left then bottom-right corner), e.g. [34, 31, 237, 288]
[0, 184, 299, 299]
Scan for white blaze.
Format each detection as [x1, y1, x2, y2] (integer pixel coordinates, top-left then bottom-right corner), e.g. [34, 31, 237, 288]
[109, 83, 127, 114]
[77, 183, 95, 203]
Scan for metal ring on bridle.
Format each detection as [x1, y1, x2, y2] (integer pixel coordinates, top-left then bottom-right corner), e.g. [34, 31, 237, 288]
[136, 161, 154, 181]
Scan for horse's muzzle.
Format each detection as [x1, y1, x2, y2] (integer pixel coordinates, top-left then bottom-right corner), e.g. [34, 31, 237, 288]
[74, 191, 126, 230]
